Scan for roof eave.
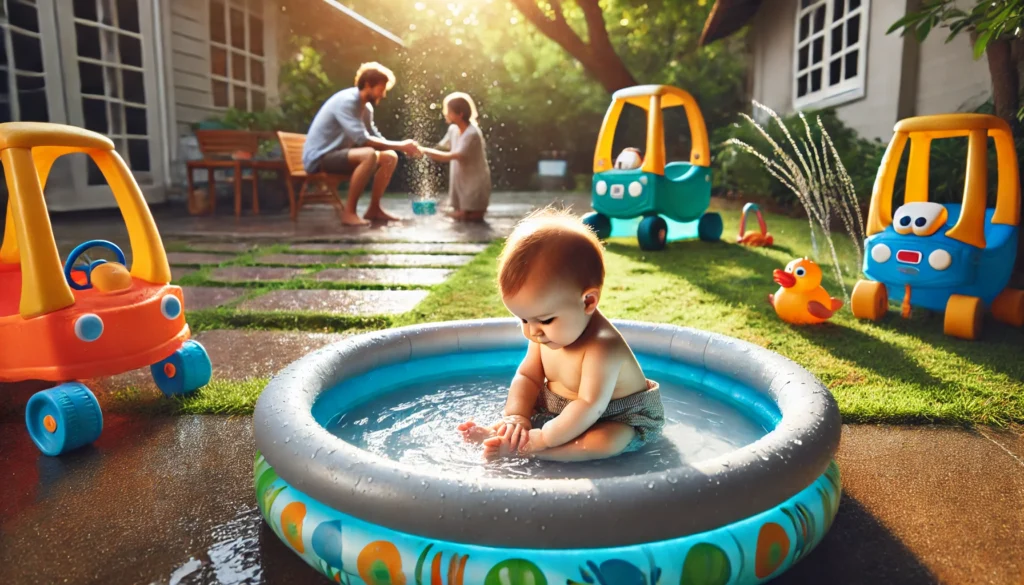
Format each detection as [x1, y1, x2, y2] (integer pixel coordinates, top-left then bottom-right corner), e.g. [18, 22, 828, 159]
[698, 0, 765, 47]
[322, 0, 405, 48]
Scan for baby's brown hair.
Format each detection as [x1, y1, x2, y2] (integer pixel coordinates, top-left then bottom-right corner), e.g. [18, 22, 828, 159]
[497, 208, 605, 298]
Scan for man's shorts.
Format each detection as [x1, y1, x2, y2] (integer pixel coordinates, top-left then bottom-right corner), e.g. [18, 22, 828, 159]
[312, 148, 356, 174]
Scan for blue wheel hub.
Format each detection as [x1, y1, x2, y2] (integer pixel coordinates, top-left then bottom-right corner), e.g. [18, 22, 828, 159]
[698, 212, 724, 242]
[25, 383, 103, 456]
[637, 215, 668, 251]
[582, 211, 612, 240]
[151, 340, 213, 397]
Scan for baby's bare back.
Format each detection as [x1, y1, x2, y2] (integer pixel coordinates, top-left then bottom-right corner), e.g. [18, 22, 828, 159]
[541, 316, 648, 401]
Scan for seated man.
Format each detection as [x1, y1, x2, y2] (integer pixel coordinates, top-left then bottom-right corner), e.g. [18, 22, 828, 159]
[303, 62, 422, 226]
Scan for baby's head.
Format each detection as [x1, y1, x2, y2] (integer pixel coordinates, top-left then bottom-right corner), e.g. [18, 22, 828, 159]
[497, 208, 605, 349]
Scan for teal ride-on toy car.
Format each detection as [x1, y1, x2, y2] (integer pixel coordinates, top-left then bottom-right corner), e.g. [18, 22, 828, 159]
[582, 85, 722, 251]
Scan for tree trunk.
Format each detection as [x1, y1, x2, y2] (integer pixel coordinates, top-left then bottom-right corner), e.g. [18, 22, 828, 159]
[985, 39, 1019, 125]
[510, 0, 636, 93]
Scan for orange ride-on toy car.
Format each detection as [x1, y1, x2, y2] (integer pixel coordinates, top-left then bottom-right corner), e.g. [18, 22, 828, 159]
[0, 122, 212, 456]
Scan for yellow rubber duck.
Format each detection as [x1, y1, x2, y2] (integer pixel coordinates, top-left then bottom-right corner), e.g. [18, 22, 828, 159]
[768, 258, 843, 325]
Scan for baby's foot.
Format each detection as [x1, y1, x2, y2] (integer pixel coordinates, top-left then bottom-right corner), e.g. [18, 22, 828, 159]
[457, 420, 496, 444]
[482, 435, 517, 461]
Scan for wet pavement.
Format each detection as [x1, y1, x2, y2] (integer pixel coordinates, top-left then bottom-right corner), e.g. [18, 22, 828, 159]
[312, 267, 453, 286]
[1, 420, 1021, 585]
[208, 267, 305, 283]
[235, 289, 429, 315]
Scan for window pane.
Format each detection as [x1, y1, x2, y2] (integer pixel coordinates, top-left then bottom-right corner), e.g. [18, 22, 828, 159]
[76, 24, 102, 61]
[117, 0, 140, 33]
[212, 79, 228, 107]
[829, 58, 841, 85]
[797, 74, 808, 97]
[109, 102, 123, 134]
[122, 69, 145, 103]
[249, 16, 264, 56]
[99, 0, 115, 26]
[847, 14, 860, 46]
[799, 14, 809, 41]
[128, 138, 150, 171]
[12, 32, 44, 73]
[812, 37, 824, 64]
[250, 59, 264, 86]
[232, 84, 247, 109]
[0, 37, 7, 67]
[10, 1, 40, 32]
[833, 0, 844, 19]
[801, 0, 813, 7]
[74, 0, 98, 21]
[849, 0, 861, 10]
[813, 5, 825, 33]
[119, 34, 142, 67]
[231, 51, 246, 81]
[810, 67, 822, 92]
[798, 45, 809, 71]
[210, 1, 226, 45]
[125, 105, 147, 135]
[230, 8, 245, 50]
[211, 46, 227, 77]
[104, 66, 120, 98]
[80, 61, 104, 95]
[0, 101, 11, 124]
[845, 50, 859, 79]
[83, 97, 108, 132]
[251, 90, 265, 110]
[831, 25, 843, 55]
[17, 74, 47, 121]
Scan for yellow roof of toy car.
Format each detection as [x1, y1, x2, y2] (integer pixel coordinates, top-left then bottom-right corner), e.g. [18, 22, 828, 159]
[611, 85, 698, 110]
[0, 122, 115, 151]
[893, 113, 1012, 138]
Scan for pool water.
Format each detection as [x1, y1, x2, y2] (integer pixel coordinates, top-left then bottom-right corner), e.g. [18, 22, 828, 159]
[327, 370, 770, 480]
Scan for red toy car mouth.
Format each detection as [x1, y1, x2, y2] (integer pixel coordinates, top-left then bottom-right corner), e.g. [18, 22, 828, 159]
[896, 250, 922, 264]
[773, 269, 796, 288]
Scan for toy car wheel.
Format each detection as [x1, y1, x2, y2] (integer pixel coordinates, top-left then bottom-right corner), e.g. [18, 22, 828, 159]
[698, 212, 724, 242]
[582, 212, 612, 240]
[851, 280, 888, 321]
[991, 288, 1024, 327]
[637, 215, 668, 251]
[944, 295, 983, 340]
[151, 340, 213, 397]
[25, 383, 103, 456]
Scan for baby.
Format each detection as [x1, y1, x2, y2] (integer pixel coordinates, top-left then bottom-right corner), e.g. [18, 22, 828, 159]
[458, 208, 665, 462]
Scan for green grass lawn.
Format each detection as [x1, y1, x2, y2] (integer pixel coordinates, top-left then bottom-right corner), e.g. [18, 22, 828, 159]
[397, 201, 1024, 426]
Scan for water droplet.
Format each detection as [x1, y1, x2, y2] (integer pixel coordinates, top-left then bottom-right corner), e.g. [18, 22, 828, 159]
[503, 508, 509, 513]
[647, 482, 655, 489]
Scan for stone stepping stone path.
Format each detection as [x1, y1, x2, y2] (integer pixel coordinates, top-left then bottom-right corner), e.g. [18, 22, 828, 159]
[209, 266, 303, 282]
[186, 242, 254, 253]
[313, 268, 452, 286]
[167, 252, 235, 266]
[237, 289, 428, 315]
[172, 267, 197, 281]
[291, 242, 488, 254]
[182, 286, 245, 311]
[257, 252, 474, 268]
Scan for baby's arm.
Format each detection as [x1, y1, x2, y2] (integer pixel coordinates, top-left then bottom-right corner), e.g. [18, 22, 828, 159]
[527, 340, 623, 451]
[502, 340, 543, 422]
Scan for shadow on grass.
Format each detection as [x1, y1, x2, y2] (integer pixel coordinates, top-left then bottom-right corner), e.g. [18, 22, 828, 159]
[610, 240, 946, 389]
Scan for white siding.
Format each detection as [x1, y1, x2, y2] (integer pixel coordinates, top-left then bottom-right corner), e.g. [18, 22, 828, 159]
[746, 0, 991, 141]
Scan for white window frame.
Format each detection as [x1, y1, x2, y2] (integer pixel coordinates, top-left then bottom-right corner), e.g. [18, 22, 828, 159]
[792, 0, 870, 111]
[208, 0, 267, 111]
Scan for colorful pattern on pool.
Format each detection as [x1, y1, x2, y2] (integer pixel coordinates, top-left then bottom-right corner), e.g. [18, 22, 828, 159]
[255, 452, 842, 585]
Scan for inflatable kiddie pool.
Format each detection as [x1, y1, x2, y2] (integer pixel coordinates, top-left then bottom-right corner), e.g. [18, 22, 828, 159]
[254, 319, 842, 584]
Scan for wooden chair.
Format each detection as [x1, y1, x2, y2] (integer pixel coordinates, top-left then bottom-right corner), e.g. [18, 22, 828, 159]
[276, 131, 350, 221]
[187, 130, 258, 217]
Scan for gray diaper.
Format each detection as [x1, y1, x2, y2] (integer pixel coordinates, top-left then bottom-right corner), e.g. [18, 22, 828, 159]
[530, 379, 665, 453]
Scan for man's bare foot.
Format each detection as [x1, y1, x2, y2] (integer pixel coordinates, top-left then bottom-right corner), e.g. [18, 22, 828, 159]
[364, 207, 401, 222]
[340, 211, 370, 226]
[457, 420, 496, 444]
[482, 435, 519, 461]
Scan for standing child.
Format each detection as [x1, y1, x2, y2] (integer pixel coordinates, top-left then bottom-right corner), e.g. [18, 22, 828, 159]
[421, 92, 492, 222]
[457, 208, 665, 461]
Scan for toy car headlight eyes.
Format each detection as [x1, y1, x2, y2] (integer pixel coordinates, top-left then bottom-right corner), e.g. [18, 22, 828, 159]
[894, 212, 914, 235]
[161, 294, 182, 320]
[74, 314, 103, 342]
[893, 202, 948, 236]
[596, 181, 607, 196]
[929, 249, 952, 270]
[628, 181, 643, 197]
[871, 243, 892, 263]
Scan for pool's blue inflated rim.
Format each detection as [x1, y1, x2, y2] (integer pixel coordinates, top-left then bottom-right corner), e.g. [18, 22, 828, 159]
[255, 319, 841, 551]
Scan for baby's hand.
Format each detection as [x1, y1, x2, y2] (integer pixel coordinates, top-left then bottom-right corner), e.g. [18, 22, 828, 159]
[518, 428, 548, 454]
[495, 415, 531, 453]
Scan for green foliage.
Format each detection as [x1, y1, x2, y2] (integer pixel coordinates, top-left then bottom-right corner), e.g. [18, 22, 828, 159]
[887, 0, 1024, 59]
[713, 108, 886, 207]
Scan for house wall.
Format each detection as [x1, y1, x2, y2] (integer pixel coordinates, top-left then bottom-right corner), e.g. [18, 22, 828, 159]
[747, 0, 992, 141]
[164, 0, 282, 158]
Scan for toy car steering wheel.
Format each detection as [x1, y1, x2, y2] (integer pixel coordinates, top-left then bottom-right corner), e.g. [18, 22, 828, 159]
[63, 240, 127, 291]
